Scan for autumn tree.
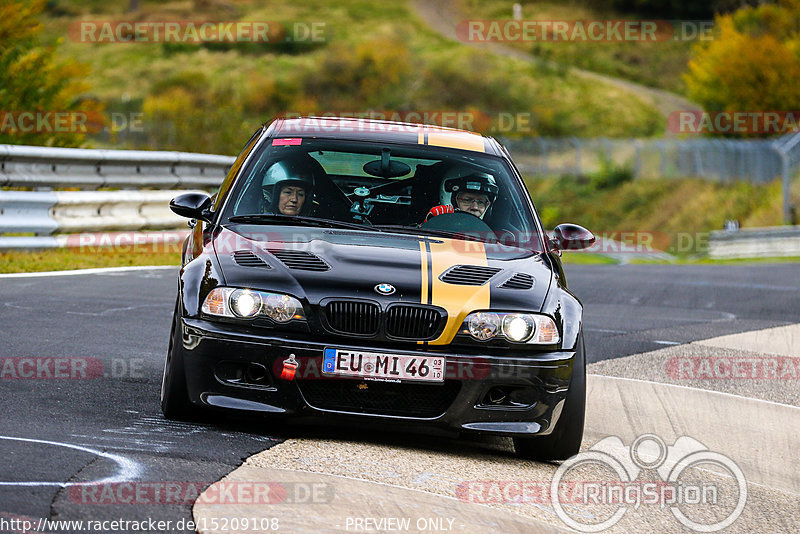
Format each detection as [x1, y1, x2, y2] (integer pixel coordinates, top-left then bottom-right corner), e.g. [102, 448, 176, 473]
[684, 0, 800, 136]
[0, 0, 98, 146]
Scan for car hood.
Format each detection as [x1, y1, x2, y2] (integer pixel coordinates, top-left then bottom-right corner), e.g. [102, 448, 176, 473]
[213, 225, 554, 344]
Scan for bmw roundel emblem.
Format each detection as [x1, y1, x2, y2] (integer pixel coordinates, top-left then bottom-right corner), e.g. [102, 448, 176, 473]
[375, 283, 396, 295]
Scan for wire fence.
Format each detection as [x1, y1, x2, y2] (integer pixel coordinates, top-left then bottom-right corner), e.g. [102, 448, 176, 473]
[501, 136, 789, 183]
[502, 132, 800, 223]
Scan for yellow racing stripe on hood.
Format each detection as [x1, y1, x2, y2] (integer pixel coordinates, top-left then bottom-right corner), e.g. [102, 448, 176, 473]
[423, 238, 490, 345]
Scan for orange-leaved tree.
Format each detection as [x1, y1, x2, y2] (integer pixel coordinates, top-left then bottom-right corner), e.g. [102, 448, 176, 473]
[0, 0, 99, 146]
[684, 0, 800, 136]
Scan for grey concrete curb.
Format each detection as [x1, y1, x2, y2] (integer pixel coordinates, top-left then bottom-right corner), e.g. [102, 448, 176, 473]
[193, 467, 568, 534]
[585, 374, 800, 495]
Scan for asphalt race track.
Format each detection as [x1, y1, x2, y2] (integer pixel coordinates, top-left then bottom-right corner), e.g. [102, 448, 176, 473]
[1, 262, 798, 531]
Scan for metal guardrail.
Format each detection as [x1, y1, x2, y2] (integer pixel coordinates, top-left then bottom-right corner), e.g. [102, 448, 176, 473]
[0, 144, 234, 189]
[0, 144, 234, 248]
[0, 190, 205, 236]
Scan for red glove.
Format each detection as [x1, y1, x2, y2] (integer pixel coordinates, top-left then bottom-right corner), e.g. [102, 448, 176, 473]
[424, 204, 454, 222]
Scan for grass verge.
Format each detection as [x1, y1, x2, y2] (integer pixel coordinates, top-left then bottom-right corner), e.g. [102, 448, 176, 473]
[0, 246, 180, 274]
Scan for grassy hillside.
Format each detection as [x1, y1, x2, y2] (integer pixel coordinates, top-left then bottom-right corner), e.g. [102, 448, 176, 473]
[39, 0, 663, 153]
[527, 172, 796, 255]
[461, 0, 698, 94]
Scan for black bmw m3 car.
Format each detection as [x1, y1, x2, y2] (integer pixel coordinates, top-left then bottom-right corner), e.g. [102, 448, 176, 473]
[162, 116, 595, 461]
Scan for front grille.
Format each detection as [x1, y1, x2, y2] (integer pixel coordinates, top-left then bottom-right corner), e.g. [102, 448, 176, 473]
[232, 250, 271, 268]
[440, 264, 502, 285]
[297, 379, 461, 418]
[385, 305, 443, 340]
[499, 273, 534, 290]
[325, 300, 380, 335]
[266, 248, 330, 271]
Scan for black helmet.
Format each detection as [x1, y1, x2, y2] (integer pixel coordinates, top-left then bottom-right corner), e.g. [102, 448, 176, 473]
[441, 168, 498, 218]
[261, 158, 316, 215]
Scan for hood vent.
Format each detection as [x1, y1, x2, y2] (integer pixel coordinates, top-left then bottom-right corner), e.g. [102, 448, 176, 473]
[440, 265, 501, 286]
[233, 250, 271, 268]
[266, 248, 330, 271]
[499, 273, 535, 290]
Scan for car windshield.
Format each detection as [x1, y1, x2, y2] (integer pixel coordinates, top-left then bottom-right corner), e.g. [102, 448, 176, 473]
[220, 138, 544, 251]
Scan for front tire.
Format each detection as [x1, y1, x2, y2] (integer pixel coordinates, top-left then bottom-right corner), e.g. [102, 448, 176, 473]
[160, 297, 197, 420]
[514, 332, 586, 462]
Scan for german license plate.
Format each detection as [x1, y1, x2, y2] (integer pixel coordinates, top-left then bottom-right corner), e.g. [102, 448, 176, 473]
[322, 348, 444, 383]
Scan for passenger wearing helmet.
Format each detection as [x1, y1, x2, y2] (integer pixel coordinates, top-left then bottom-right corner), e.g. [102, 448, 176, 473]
[424, 168, 498, 222]
[261, 158, 316, 216]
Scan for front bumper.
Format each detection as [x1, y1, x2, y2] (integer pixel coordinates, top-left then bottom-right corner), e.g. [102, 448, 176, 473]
[179, 317, 577, 437]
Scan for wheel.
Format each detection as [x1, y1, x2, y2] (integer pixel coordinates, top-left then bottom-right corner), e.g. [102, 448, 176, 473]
[514, 332, 586, 462]
[160, 297, 198, 420]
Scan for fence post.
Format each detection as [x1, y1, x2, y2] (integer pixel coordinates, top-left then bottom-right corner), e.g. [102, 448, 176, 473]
[633, 140, 642, 179]
[777, 146, 792, 225]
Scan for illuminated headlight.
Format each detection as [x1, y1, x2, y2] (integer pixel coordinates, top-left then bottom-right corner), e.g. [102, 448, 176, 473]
[230, 289, 261, 318]
[461, 312, 560, 344]
[502, 314, 535, 342]
[202, 288, 305, 322]
[468, 312, 501, 340]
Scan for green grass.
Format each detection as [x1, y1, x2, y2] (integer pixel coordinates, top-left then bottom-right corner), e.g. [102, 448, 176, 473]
[0, 246, 180, 273]
[461, 0, 699, 94]
[559, 252, 620, 264]
[528, 174, 795, 241]
[628, 255, 800, 265]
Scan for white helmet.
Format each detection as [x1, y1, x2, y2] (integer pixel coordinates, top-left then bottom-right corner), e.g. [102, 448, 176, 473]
[261, 158, 316, 215]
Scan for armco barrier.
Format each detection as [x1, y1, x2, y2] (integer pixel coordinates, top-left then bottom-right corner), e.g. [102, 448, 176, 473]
[0, 190, 59, 234]
[0, 144, 234, 249]
[0, 190, 203, 236]
[0, 144, 234, 189]
[709, 226, 800, 259]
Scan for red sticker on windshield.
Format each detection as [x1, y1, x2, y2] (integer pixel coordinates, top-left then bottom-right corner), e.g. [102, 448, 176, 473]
[272, 138, 303, 146]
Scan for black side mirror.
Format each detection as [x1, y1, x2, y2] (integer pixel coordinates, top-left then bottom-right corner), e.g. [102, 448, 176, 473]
[170, 193, 213, 222]
[551, 223, 595, 252]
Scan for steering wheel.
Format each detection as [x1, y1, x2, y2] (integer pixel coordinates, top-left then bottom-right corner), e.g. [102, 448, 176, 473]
[419, 211, 495, 240]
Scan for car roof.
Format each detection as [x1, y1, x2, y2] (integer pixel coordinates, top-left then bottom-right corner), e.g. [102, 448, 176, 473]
[267, 116, 506, 156]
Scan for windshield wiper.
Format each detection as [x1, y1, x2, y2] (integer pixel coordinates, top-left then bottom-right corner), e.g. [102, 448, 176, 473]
[372, 225, 492, 243]
[228, 214, 380, 232]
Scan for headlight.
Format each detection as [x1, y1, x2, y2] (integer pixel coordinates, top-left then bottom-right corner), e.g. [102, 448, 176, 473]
[461, 312, 560, 345]
[263, 293, 298, 323]
[230, 289, 261, 318]
[468, 312, 501, 340]
[502, 314, 535, 342]
[202, 288, 305, 322]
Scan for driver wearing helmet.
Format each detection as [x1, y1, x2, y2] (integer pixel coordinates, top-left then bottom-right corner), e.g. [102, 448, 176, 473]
[424, 169, 498, 222]
[261, 158, 316, 216]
